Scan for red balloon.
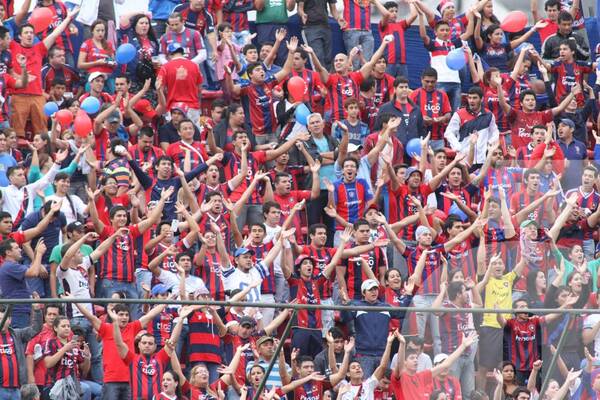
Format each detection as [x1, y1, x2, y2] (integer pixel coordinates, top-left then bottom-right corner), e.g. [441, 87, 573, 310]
[55, 109, 73, 128]
[500, 11, 528, 33]
[74, 110, 92, 137]
[287, 76, 307, 102]
[29, 7, 54, 34]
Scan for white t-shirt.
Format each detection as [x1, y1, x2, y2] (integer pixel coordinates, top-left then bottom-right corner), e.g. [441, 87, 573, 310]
[47, 193, 87, 225]
[222, 261, 270, 302]
[584, 314, 600, 358]
[264, 224, 287, 275]
[340, 377, 379, 400]
[157, 269, 207, 295]
[57, 256, 93, 318]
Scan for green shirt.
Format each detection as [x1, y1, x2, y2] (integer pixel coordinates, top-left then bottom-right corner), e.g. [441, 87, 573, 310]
[552, 248, 600, 292]
[255, 0, 288, 24]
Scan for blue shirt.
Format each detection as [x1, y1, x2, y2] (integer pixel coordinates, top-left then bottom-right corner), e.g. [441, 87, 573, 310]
[21, 210, 67, 264]
[314, 136, 334, 190]
[559, 138, 587, 190]
[0, 260, 30, 312]
[0, 152, 16, 186]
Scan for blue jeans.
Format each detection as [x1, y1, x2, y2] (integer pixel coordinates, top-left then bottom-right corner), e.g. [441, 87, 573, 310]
[101, 382, 130, 400]
[0, 388, 19, 400]
[71, 316, 103, 383]
[386, 63, 408, 78]
[81, 380, 102, 400]
[430, 139, 445, 150]
[10, 310, 30, 329]
[26, 264, 50, 298]
[302, 25, 333, 71]
[134, 269, 153, 300]
[355, 354, 381, 378]
[100, 279, 140, 320]
[342, 30, 374, 70]
[437, 81, 462, 112]
[255, 23, 289, 66]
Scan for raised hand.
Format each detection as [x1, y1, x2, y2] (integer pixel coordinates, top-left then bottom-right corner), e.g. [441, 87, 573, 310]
[160, 186, 175, 200]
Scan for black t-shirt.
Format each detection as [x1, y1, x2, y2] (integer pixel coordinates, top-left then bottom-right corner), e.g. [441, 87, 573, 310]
[298, 0, 336, 26]
[158, 121, 201, 145]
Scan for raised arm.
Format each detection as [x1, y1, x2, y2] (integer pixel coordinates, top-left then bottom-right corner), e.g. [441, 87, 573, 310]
[43, 7, 79, 49]
[107, 306, 129, 359]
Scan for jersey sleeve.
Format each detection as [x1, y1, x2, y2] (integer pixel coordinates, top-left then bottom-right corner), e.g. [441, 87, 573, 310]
[251, 150, 267, 166]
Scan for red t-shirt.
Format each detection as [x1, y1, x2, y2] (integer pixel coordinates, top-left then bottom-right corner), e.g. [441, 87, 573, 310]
[157, 57, 203, 110]
[10, 41, 47, 95]
[98, 320, 143, 383]
[24, 324, 55, 386]
[273, 190, 311, 242]
[391, 370, 433, 400]
[80, 39, 116, 74]
[508, 108, 553, 150]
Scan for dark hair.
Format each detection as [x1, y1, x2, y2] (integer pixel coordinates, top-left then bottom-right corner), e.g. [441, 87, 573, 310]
[421, 67, 438, 79]
[519, 89, 536, 102]
[176, 251, 192, 262]
[360, 76, 376, 91]
[205, 190, 223, 203]
[484, 24, 502, 42]
[544, 0, 560, 8]
[263, 201, 281, 215]
[470, 390, 490, 400]
[393, 76, 409, 87]
[217, 22, 233, 33]
[294, 48, 309, 61]
[406, 336, 424, 347]
[90, 20, 112, 52]
[523, 168, 541, 181]
[35, 133, 53, 155]
[109, 205, 128, 220]
[0, 211, 12, 222]
[154, 155, 174, 170]
[482, 67, 500, 86]
[211, 99, 227, 110]
[557, 10, 573, 23]
[130, 13, 158, 44]
[0, 26, 9, 40]
[249, 222, 266, 232]
[139, 126, 154, 139]
[309, 223, 327, 236]
[342, 157, 359, 169]
[443, 214, 463, 233]
[343, 98, 359, 109]
[378, 113, 396, 125]
[274, 172, 291, 185]
[52, 315, 70, 329]
[177, 118, 195, 130]
[352, 218, 370, 230]
[383, 1, 398, 9]
[384, 268, 403, 284]
[434, 20, 450, 29]
[559, 39, 576, 53]
[247, 62, 263, 76]
[296, 355, 314, 366]
[329, 327, 344, 339]
[468, 86, 484, 98]
[447, 281, 465, 301]
[430, 390, 447, 400]
[526, 269, 545, 298]
[18, 23, 34, 36]
[113, 304, 130, 315]
[48, 45, 65, 60]
[51, 77, 67, 87]
[512, 387, 530, 398]
[242, 44, 257, 55]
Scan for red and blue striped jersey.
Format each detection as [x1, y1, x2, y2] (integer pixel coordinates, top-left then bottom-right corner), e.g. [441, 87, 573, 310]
[434, 184, 479, 216]
[403, 244, 446, 295]
[173, 3, 216, 36]
[193, 251, 226, 301]
[481, 166, 523, 205]
[146, 308, 178, 349]
[504, 317, 543, 371]
[0, 74, 16, 122]
[302, 245, 336, 299]
[222, 150, 267, 204]
[41, 64, 80, 93]
[390, 184, 433, 239]
[433, 375, 463, 400]
[128, 144, 164, 176]
[196, 182, 233, 205]
[483, 220, 514, 267]
[502, 75, 530, 110]
[378, 20, 408, 64]
[188, 310, 223, 364]
[551, 60, 593, 106]
[240, 78, 278, 136]
[333, 178, 373, 229]
[43, 338, 84, 381]
[99, 224, 141, 282]
[410, 88, 452, 140]
[429, 15, 468, 41]
[125, 348, 170, 400]
[509, 191, 548, 225]
[294, 380, 324, 400]
[565, 188, 600, 240]
[373, 73, 395, 108]
[325, 71, 364, 121]
[0, 49, 12, 75]
[0, 332, 19, 388]
[439, 301, 473, 355]
[199, 212, 233, 252]
[249, 241, 276, 294]
[288, 273, 329, 329]
[166, 140, 209, 171]
[159, 28, 204, 59]
[342, 0, 371, 30]
[223, 0, 254, 31]
[479, 81, 510, 132]
[359, 93, 378, 130]
[515, 143, 536, 166]
[274, 190, 311, 242]
[445, 235, 478, 279]
[35, 1, 73, 53]
[281, 69, 325, 111]
[341, 246, 386, 299]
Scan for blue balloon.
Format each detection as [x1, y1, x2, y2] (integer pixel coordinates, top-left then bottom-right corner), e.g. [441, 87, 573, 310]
[43, 102, 58, 117]
[514, 42, 530, 55]
[295, 104, 310, 125]
[81, 96, 101, 114]
[406, 138, 421, 157]
[116, 43, 137, 64]
[446, 48, 466, 71]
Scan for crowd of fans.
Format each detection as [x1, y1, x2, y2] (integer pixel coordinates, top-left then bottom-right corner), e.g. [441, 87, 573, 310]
[0, 0, 599, 399]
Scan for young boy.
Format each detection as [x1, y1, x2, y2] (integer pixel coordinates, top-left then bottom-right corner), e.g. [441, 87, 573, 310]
[334, 98, 370, 145]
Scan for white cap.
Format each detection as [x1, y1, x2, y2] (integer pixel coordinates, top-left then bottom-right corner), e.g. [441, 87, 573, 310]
[433, 353, 449, 364]
[361, 278, 380, 293]
[88, 71, 106, 83]
[415, 225, 430, 239]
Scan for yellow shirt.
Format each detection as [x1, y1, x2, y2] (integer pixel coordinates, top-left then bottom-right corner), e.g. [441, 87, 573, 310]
[482, 271, 517, 328]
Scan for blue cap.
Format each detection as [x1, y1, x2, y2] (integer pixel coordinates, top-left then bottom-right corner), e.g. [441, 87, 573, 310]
[234, 247, 255, 257]
[559, 118, 575, 129]
[405, 166, 422, 179]
[167, 42, 184, 54]
[151, 284, 171, 297]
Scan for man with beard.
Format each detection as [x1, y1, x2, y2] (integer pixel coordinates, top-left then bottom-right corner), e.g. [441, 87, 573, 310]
[128, 127, 165, 176]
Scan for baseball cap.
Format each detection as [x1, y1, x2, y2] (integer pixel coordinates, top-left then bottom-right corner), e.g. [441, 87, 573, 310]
[193, 285, 210, 298]
[433, 353, 449, 364]
[256, 336, 274, 346]
[66, 221, 85, 233]
[88, 71, 106, 83]
[361, 278, 379, 293]
[347, 143, 363, 153]
[294, 254, 317, 267]
[405, 166, 422, 179]
[559, 118, 575, 129]
[520, 219, 539, 229]
[415, 225, 430, 239]
[167, 42, 185, 54]
[171, 102, 189, 116]
[151, 283, 171, 297]
[107, 110, 121, 124]
[133, 99, 157, 119]
[234, 247, 255, 257]
[239, 316, 256, 328]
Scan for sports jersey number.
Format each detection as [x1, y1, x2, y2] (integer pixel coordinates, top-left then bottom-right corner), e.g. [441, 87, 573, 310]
[239, 282, 261, 302]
